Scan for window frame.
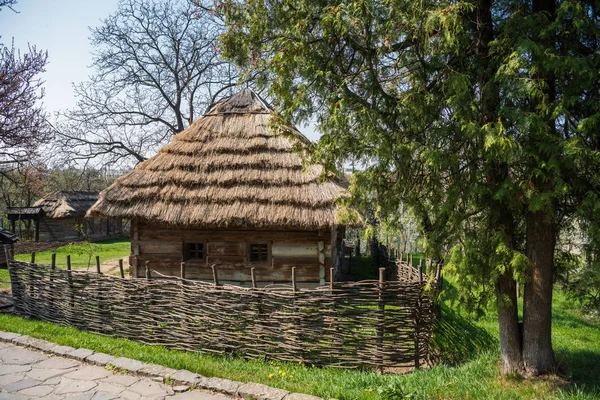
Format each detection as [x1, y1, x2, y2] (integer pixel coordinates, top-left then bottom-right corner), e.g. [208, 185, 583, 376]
[183, 241, 206, 262]
[247, 241, 271, 266]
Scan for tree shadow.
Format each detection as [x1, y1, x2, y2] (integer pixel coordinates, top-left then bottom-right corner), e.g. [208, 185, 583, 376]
[429, 305, 498, 365]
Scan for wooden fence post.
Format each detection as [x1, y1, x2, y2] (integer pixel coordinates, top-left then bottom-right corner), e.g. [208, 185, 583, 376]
[96, 256, 101, 274]
[419, 259, 423, 283]
[145, 261, 151, 280]
[118, 259, 125, 279]
[251, 267, 256, 289]
[329, 267, 334, 292]
[211, 265, 218, 287]
[51, 253, 56, 269]
[377, 267, 386, 373]
[292, 267, 297, 293]
[30, 252, 35, 264]
[180, 262, 186, 281]
[66, 255, 71, 271]
[66, 255, 74, 316]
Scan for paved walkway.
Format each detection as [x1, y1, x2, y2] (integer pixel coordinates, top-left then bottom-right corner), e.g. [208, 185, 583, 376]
[0, 342, 232, 400]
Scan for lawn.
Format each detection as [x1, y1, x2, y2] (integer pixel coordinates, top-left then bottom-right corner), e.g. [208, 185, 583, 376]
[13, 237, 130, 270]
[0, 287, 597, 399]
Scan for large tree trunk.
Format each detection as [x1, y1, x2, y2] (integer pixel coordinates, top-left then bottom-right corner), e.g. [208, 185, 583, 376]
[522, 0, 558, 376]
[497, 271, 522, 374]
[475, 0, 523, 374]
[523, 209, 557, 375]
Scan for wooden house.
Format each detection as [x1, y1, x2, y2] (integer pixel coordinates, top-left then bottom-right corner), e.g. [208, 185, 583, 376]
[7, 191, 123, 242]
[88, 89, 357, 287]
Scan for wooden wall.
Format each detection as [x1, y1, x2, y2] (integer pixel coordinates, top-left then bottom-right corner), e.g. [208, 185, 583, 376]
[130, 222, 344, 287]
[38, 217, 123, 242]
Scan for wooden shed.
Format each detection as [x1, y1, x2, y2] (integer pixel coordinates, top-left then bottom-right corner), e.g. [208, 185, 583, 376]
[88, 89, 356, 287]
[26, 191, 123, 242]
[0, 228, 18, 268]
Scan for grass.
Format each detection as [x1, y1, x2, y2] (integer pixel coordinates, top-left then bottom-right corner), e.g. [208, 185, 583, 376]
[0, 269, 9, 289]
[0, 288, 597, 399]
[13, 237, 130, 269]
[1, 250, 598, 399]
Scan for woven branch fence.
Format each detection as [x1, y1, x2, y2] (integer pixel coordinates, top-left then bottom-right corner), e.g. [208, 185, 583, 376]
[7, 260, 437, 370]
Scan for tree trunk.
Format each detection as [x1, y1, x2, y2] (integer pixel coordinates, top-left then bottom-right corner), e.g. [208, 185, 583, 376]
[497, 271, 522, 374]
[523, 209, 557, 375]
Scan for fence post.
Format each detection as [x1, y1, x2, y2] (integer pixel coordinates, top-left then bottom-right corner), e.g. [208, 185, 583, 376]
[30, 252, 35, 264]
[67, 255, 74, 317]
[96, 256, 101, 274]
[292, 267, 297, 293]
[251, 267, 256, 289]
[378, 267, 385, 373]
[118, 259, 125, 278]
[145, 261, 151, 280]
[419, 259, 423, 283]
[211, 265, 218, 287]
[180, 262, 186, 281]
[51, 253, 56, 269]
[329, 267, 334, 292]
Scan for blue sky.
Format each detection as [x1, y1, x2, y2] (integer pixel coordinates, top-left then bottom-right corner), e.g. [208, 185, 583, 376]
[0, 0, 119, 113]
[0, 0, 320, 141]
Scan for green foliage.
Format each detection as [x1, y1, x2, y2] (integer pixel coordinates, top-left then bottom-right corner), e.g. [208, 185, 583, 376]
[219, 0, 600, 329]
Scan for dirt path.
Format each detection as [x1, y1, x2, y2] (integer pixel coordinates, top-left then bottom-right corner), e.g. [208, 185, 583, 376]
[73, 257, 131, 277]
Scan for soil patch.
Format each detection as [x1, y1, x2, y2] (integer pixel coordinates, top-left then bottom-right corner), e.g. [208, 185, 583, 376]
[13, 241, 75, 255]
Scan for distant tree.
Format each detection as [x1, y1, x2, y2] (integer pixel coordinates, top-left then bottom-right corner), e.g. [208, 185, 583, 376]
[56, 0, 244, 168]
[0, 0, 50, 167]
[222, 0, 600, 376]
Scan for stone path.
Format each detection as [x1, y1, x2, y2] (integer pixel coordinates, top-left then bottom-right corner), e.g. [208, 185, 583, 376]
[0, 342, 232, 400]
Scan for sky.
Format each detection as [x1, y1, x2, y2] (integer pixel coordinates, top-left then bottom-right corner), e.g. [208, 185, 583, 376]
[0, 0, 120, 114]
[0, 0, 320, 141]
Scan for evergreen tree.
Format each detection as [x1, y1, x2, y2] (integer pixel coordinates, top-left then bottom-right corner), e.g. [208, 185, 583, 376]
[221, 0, 600, 375]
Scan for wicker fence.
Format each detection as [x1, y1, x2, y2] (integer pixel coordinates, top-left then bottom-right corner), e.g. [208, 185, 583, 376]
[7, 260, 436, 370]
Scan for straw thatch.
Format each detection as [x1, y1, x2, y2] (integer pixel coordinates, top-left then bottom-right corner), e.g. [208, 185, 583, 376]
[34, 191, 99, 219]
[88, 89, 350, 230]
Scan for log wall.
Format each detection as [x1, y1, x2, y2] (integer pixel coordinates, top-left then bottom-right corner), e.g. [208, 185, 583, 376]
[130, 222, 342, 286]
[39, 217, 123, 242]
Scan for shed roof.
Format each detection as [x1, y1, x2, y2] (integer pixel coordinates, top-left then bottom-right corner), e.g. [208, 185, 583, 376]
[33, 191, 99, 218]
[0, 228, 18, 244]
[88, 89, 355, 230]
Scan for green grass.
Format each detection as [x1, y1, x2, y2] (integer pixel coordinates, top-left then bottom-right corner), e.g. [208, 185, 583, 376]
[0, 269, 9, 289]
[0, 288, 598, 399]
[13, 237, 130, 269]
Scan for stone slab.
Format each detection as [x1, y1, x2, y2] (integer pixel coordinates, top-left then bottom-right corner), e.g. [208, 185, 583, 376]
[170, 369, 201, 385]
[129, 380, 174, 397]
[100, 373, 140, 387]
[63, 365, 113, 380]
[170, 392, 232, 400]
[53, 345, 78, 357]
[3, 378, 41, 393]
[34, 357, 79, 370]
[26, 367, 77, 381]
[0, 346, 48, 365]
[54, 377, 98, 395]
[86, 352, 116, 366]
[110, 357, 145, 373]
[284, 393, 322, 400]
[67, 348, 95, 361]
[137, 363, 177, 379]
[17, 384, 55, 397]
[201, 377, 242, 395]
[0, 331, 22, 342]
[237, 382, 289, 400]
[0, 365, 31, 376]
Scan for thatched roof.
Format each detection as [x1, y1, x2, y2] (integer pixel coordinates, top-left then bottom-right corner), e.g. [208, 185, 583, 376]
[34, 191, 99, 219]
[88, 89, 352, 230]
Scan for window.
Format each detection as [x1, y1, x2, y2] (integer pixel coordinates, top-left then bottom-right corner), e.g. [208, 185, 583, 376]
[186, 243, 205, 261]
[249, 243, 269, 263]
